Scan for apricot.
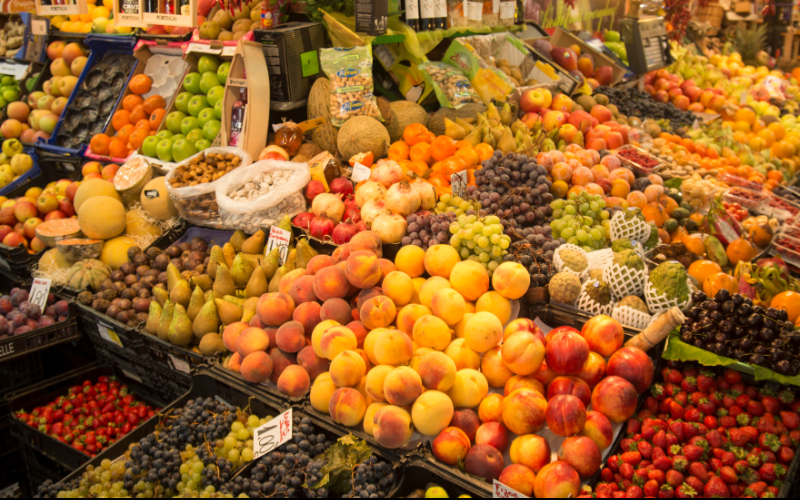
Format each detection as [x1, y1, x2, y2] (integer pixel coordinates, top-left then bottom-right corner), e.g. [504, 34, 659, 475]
[417, 351, 457, 391]
[381, 271, 414, 306]
[463, 311, 503, 353]
[309, 372, 338, 413]
[276, 365, 310, 397]
[444, 338, 481, 370]
[236, 327, 270, 358]
[363, 402, 388, 436]
[447, 369, 488, 408]
[275, 321, 306, 353]
[412, 315, 452, 351]
[410, 277, 425, 304]
[510, 434, 551, 473]
[449, 260, 489, 301]
[409, 347, 434, 372]
[481, 346, 514, 388]
[377, 259, 397, 287]
[293, 301, 322, 335]
[346, 250, 382, 289]
[411, 390, 454, 436]
[222, 322, 249, 352]
[502, 388, 547, 435]
[240, 351, 274, 384]
[356, 287, 382, 310]
[501, 332, 545, 375]
[396, 304, 432, 335]
[492, 262, 531, 300]
[330, 350, 367, 387]
[362, 365, 391, 402]
[360, 295, 397, 330]
[278, 269, 308, 296]
[384, 366, 422, 406]
[431, 288, 466, 326]
[498, 464, 536, 497]
[329, 387, 367, 427]
[424, 244, 461, 278]
[362, 328, 386, 365]
[432, 426, 471, 466]
[297, 345, 330, 380]
[373, 405, 413, 449]
[349, 231, 382, 257]
[504, 375, 545, 397]
[318, 325, 358, 360]
[306, 254, 336, 275]
[256, 292, 295, 327]
[373, 329, 414, 366]
[320, 298, 352, 325]
[419, 276, 451, 309]
[355, 376, 374, 407]
[475, 292, 512, 325]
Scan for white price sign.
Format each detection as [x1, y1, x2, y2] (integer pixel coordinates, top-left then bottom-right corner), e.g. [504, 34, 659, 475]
[351, 162, 371, 183]
[187, 43, 222, 55]
[31, 20, 48, 36]
[266, 226, 292, 264]
[169, 355, 191, 374]
[493, 479, 527, 498]
[98, 324, 124, 348]
[253, 409, 292, 460]
[222, 46, 237, 56]
[451, 170, 468, 198]
[29, 278, 51, 313]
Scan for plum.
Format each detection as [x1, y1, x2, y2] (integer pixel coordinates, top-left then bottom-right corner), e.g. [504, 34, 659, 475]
[54, 300, 69, 317]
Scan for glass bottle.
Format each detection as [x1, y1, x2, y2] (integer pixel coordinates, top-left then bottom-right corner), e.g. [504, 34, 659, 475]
[404, 0, 420, 31]
[229, 88, 248, 147]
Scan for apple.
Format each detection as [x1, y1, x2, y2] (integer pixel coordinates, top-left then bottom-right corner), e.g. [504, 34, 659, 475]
[590, 105, 613, 124]
[3, 231, 26, 248]
[183, 73, 202, 94]
[654, 78, 670, 92]
[558, 124, 580, 144]
[44, 210, 66, 221]
[174, 92, 194, 114]
[13, 202, 37, 223]
[187, 95, 209, 117]
[206, 86, 225, 107]
[35, 193, 59, 214]
[23, 217, 42, 239]
[65, 182, 80, 203]
[30, 237, 46, 253]
[674, 95, 690, 111]
[568, 110, 593, 133]
[46, 41, 66, 61]
[542, 111, 566, 132]
[594, 66, 613, 86]
[550, 93, 574, 113]
[520, 88, 552, 113]
[165, 112, 187, 135]
[0, 225, 13, 242]
[58, 199, 75, 217]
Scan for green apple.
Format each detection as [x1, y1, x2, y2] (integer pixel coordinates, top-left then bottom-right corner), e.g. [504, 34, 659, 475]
[197, 108, 216, 128]
[217, 62, 231, 85]
[165, 111, 187, 135]
[1, 76, 13, 85]
[187, 95, 209, 117]
[197, 55, 220, 75]
[171, 134, 186, 143]
[156, 139, 174, 162]
[142, 136, 160, 157]
[202, 119, 221, 142]
[206, 86, 225, 107]
[214, 100, 223, 120]
[185, 129, 205, 144]
[174, 92, 195, 114]
[194, 139, 212, 151]
[0, 97, 7, 110]
[156, 130, 174, 141]
[2, 88, 19, 103]
[199, 72, 220, 95]
[181, 116, 200, 135]
[172, 139, 198, 163]
[183, 72, 202, 94]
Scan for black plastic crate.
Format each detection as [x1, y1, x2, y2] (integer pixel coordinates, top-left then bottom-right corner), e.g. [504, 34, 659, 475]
[76, 302, 149, 357]
[19, 445, 72, 497]
[91, 340, 174, 402]
[0, 348, 43, 397]
[141, 332, 213, 383]
[0, 300, 79, 364]
[391, 459, 483, 498]
[0, 446, 24, 492]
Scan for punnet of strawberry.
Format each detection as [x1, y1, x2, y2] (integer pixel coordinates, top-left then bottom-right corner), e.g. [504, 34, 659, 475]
[584, 363, 799, 499]
[13, 376, 159, 457]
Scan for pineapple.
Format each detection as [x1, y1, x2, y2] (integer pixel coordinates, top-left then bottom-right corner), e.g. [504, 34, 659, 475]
[729, 24, 768, 67]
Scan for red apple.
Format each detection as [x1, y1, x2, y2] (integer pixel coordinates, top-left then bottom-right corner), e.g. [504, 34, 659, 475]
[58, 199, 75, 217]
[591, 376, 638, 423]
[668, 88, 683, 101]
[542, 110, 567, 132]
[13, 222, 23, 235]
[653, 90, 669, 103]
[65, 181, 80, 203]
[546, 376, 591, 407]
[594, 66, 613, 86]
[44, 210, 66, 221]
[0, 225, 13, 242]
[586, 138, 608, 151]
[23, 217, 42, 239]
[606, 346, 654, 394]
[654, 78, 670, 92]
[568, 110, 593, 133]
[3, 232, 26, 248]
[576, 351, 607, 388]
[0, 208, 15, 226]
[674, 95, 690, 111]
[14, 202, 37, 223]
[520, 88, 553, 113]
[684, 86, 702, 102]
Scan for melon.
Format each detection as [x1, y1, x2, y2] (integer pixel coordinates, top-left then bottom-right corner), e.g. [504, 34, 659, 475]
[100, 236, 137, 270]
[113, 157, 152, 207]
[428, 103, 487, 136]
[65, 259, 111, 291]
[308, 78, 338, 156]
[38, 248, 72, 274]
[73, 179, 122, 214]
[386, 101, 429, 142]
[126, 210, 162, 238]
[35, 218, 82, 247]
[337, 116, 390, 161]
[56, 239, 104, 261]
[78, 196, 127, 240]
[140, 177, 178, 220]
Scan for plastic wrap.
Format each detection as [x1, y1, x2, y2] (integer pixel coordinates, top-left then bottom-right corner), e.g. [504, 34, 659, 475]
[320, 46, 383, 126]
[419, 62, 481, 109]
[603, 262, 648, 300]
[553, 243, 588, 279]
[586, 248, 613, 270]
[612, 305, 654, 331]
[645, 278, 693, 316]
[576, 279, 615, 316]
[609, 210, 652, 244]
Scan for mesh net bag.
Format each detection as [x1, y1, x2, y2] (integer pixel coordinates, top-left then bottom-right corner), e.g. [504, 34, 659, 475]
[610, 210, 653, 243]
[553, 244, 589, 279]
[587, 249, 614, 271]
[645, 278, 693, 315]
[576, 279, 615, 316]
[603, 262, 648, 300]
[612, 305, 654, 331]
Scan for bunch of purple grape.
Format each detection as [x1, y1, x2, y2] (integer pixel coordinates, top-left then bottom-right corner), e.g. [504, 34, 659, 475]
[402, 212, 460, 250]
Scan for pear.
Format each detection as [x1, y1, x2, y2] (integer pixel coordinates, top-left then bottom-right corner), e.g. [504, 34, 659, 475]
[489, 127, 503, 141]
[230, 253, 254, 288]
[268, 266, 287, 293]
[284, 248, 297, 271]
[243, 254, 264, 271]
[481, 127, 496, 148]
[229, 230, 248, 253]
[199, 333, 225, 355]
[241, 229, 266, 254]
[245, 266, 269, 298]
[208, 246, 225, 280]
[145, 300, 162, 335]
[497, 128, 516, 154]
[463, 125, 482, 147]
[170, 279, 192, 308]
[213, 263, 236, 297]
[222, 243, 236, 267]
[193, 299, 220, 338]
[152, 287, 169, 307]
[445, 118, 466, 140]
[223, 295, 245, 308]
[499, 103, 513, 126]
[278, 214, 293, 237]
[168, 304, 193, 347]
[511, 119, 528, 136]
[455, 117, 475, 133]
[242, 297, 258, 323]
[295, 239, 318, 270]
[486, 103, 502, 123]
[166, 263, 182, 292]
[214, 298, 243, 325]
[262, 247, 281, 280]
[157, 300, 175, 340]
[187, 286, 206, 322]
[192, 274, 213, 292]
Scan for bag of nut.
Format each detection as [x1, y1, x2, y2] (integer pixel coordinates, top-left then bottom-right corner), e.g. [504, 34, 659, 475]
[165, 147, 253, 229]
[215, 159, 311, 233]
[419, 62, 480, 109]
[320, 46, 383, 127]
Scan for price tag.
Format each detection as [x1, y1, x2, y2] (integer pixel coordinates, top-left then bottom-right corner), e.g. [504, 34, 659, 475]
[222, 46, 237, 57]
[272, 123, 285, 133]
[32, 20, 48, 36]
[187, 43, 222, 55]
[98, 324, 124, 348]
[29, 278, 51, 313]
[351, 162, 371, 183]
[122, 370, 142, 384]
[499, 1, 515, 19]
[266, 226, 292, 264]
[169, 355, 191, 374]
[253, 408, 292, 460]
[493, 479, 527, 498]
[450, 171, 468, 198]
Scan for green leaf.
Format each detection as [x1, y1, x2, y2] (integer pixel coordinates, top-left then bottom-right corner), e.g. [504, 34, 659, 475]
[752, 365, 800, 388]
[663, 334, 740, 368]
[664, 177, 682, 190]
[310, 434, 373, 494]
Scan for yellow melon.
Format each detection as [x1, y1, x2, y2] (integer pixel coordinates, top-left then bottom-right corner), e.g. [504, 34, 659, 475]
[78, 196, 127, 239]
[73, 179, 122, 213]
[38, 248, 72, 274]
[140, 177, 177, 220]
[126, 210, 161, 238]
[100, 236, 137, 270]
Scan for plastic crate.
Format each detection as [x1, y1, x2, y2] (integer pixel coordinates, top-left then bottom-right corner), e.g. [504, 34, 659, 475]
[0, 446, 24, 492]
[0, 299, 79, 364]
[391, 458, 484, 498]
[19, 445, 72, 497]
[92, 340, 174, 400]
[76, 301, 150, 357]
[0, 348, 44, 397]
[141, 332, 212, 385]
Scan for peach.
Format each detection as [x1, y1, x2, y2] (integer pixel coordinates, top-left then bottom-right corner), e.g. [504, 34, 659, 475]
[481, 346, 514, 388]
[475, 421, 509, 451]
[447, 369, 488, 408]
[346, 250, 382, 289]
[364, 364, 393, 401]
[275, 321, 306, 353]
[381, 271, 414, 306]
[409, 347, 434, 372]
[313, 265, 350, 300]
[360, 295, 397, 330]
[431, 288, 466, 326]
[330, 350, 367, 387]
[355, 376, 374, 407]
[412, 315, 452, 351]
[424, 244, 460, 278]
[417, 351, 457, 391]
[395, 245, 425, 277]
[349, 231, 382, 257]
[356, 287, 383, 310]
[531, 360, 558, 388]
[410, 277, 425, 304]
[320, 298, 352, 325]
[580, 411, 614, 451]
[492, 262, 531, 300]
[346, 321, 368, 349]
[227, 352, 242, 373]
[453, 312, 473, 339]
[545, 331, 589, 375]
[222, 321, 249, 352]
[306, 254, 336, 275]
[419, 276, 451, 309]
[297, 345, 330, 380]
[240, 351, 274, 384]
[384, 366, 422, 406]
[377, 259, 397, 287]
[475, 292, 511, 325]
[331, 243, 350, 262]
[362, 328, 386, 365]
[279, 269, 308, 296]
[449, 408, 480, 441]
[257, 292, 295, 327]
[373, 329, 414, 365]
[504, 318, 545, 344]
[236, 327, 270, 358]
[463, 311, 503, 353]
[396, 304, 431, 335]
[546, 395, 586, 437]
[502, 388, 547, 435]
[432, 426, 472, 465]
[577, 351, 607, 388]
[464, 444, 505, 482]
[606, 346, 654, 394]
[329, 387, 367, 427]
[363, 402, 388, 436]
[310, 372, 338, 413]
[510, 434, 551, 473]
[293, 301, 322, 335]
[557, 436, 601, 479]
[319, 325, 358, 360]
[547, 376, 592, 407]
[478, 393, 504, 423]
[355, 349, 371, 372]
[591, 375, 638, 422]
[411, 390, 454, 436]
[498, 465, 536, 497]
[533, 461, 580, 498]
[277, 365, 310, 397]
[372, 405, 413, 449]
[580, 314, 624, 357]
[501, 332, 545, 375]
[504, 375, 545, 397]
[449, 260, 489, 301]
[444, 338, 481, 370]
[268, 348, 296, 384]
[288, 275, 317, 305]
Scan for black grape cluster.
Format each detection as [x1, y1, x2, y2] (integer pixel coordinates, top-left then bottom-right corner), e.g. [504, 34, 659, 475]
[346, 456, 394, 499]
[504, 228, 564, 287]
[402, 212, 459, 249]
[470, 151, 553, 233]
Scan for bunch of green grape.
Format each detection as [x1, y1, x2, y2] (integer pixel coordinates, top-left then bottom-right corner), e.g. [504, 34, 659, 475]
[435, 193, 481, 216]
[549, 191, 611, 252]
[449, 214, 509, 277]
[214, 414, 271, 468]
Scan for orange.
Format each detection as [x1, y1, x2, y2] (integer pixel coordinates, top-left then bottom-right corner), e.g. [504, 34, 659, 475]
[474, 143, 493, 162]
[129, 105, 147, 125]
[135, 119, 151, 131]
[403, 123, 431, 147]
[682, 234, 706, 257]
[430, 136, 456, 162]
[455, 148, 479, 169]
[726, 237, 758, 265]
[388, 141, 410, 161]
[128, 74, 152, 95]
[148, 109, 166, 131]
[90, 134, 111, 156]
[768, 122, 786, 140]
[626, 191, 647, 209]
[400, 159, 428, 180]
[409, 142, 432, 165]
[116, 124, 135, 144]
[703, 272, 738, 298]
[108, 138, 129, 159]
[122, 94, 144, 112]
[129, 128, 149, 150]
[441, 157, 467, 176]
[111, 110, 131, 132]
[455, 140, 472, 150]
[142, 95, 166, 114]
[772, 291, 800, 323]
[768, 170, 784, 182]
[688, 260, 722, 286]
[642, 202, 667, 227]
[757, 129, 776, 148]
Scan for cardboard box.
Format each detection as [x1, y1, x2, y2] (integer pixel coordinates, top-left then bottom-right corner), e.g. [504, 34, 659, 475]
[35, 0, 87, 16]
[221, 40, 269, 160]
[735, 1, 753, 14]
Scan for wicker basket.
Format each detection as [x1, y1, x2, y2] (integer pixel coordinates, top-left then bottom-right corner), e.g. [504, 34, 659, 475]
[697, 3, 724, 36]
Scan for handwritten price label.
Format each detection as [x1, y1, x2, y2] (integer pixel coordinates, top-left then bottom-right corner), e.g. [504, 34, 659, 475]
[351, 162, 371, 183]
[29, 278, 51, 313]
[450, 170, 468, 198]
[98, 324, 124, 348]
[253, 409, 292, 460]
[493, 479, 527, 498]
[169, 355, 191, 374]
[266, 227, 292, 265]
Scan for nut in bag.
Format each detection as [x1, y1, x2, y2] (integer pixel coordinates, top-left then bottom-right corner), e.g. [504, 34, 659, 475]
[320, 46, 383, 127]
[419, 62, 481, 109]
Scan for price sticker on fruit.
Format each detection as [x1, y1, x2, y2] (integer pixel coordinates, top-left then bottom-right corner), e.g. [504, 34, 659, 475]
[29, 278, 51, 313]
[253, 409, 292, 460]
[266, 226, 292, 265]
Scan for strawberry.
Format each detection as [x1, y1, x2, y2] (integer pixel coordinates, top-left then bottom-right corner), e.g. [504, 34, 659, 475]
[689, 392, 706, 406]
[666, 432, 679, 448]
[627, 418, 642, 435]
[672, 455, 688, 473]
[761, 396, 781, 415]
[622, 451, 642, 466]
[742, 426, 759, 442]
[705, 430, 724, 448]
[651, 384, 666, 401]
[767, 486, 780, 496]
[621, 438, 636, 452]
[659, 398, 674, 414]
[649, 469, 666, 485]
[681, 377, 697, 393]
[709, 457, 722, 473]
[607, 455, 622, 472]
[703, 415, 719, 429]
[729, 405, 744, 418]
[762, 450, 777, 464]
[669, 402, 685, 420]
[722, 394, 737, 409]
[652, 430, 667, 449]
[758, 463, 786, 482]
[638, 440, 653, 459]
[736, 394, 752, 408]
[747, 452, 763, 468]
[626, 485, 643, 498]
[641, 425, 657, 441]
[683, 422, 700, 440]
[734, 460, 751, 474]
[698, 400, 716, 416]
[745, 386, 759, 397]
[644, 479, 659, 497]
[758, 433, 781, 452]
[601, 468, 613, 482]
[611, 491, 626, 498]
[721, 451, 735, 467]
[659, 484, 675, 498]
[779, 411, 800, 430]
[777, 446, 794, 464]
[718, 465, 738, 484]
[723, 369, 742, 384]
[709, 391, 725, 408]
[635, 468, 649, 482]
[703, 476, 730, 498]
[684, 408, 702, 422]
[748, 400, 767, 417]
[682, 445, 705, 462]
[688, 462, 709, 483]
[664, 368, 684, 385]
[675, 483, 697, 498]
[653, 456, 672, 471]
[669, 422, 685, 441]
[674, 392, 688, 407]
[684, 476, 704, 492]
[778, 389, 795, 406]
[746, 482, 768, 496]
[737, 413, 752, 427]
[682, 366, 699, 379]
[653, 447, 666, 461]
[666, 470, 684, 487]
[696, 423, 709, 436]
[620, 462, 635, 479]
[646, 396, 660, 414]
[697, 371, 717, 393]
[720, 416, 736, 428]
[711, 448, 726, 460]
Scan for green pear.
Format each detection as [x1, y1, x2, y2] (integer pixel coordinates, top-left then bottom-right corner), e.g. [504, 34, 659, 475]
[145, 301, 162, 335]
[193, 299, 220, 339]
[241, 229, 266, 254]
[152, 286, 169, 307]
[187, 286, 206, 322]
[214, 298, 243, 325]
[245, 266, 269, 298]
[230, 253, 254, 288]
[166, 263, 182, 292]
[168, 304, 193, 346]
[157, 300, 175, 340]
[213, 263, 236, 297]
[170, 279, 192, 309]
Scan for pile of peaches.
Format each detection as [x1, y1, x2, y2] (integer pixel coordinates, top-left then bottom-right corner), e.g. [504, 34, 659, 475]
[644, 68, 728, 113]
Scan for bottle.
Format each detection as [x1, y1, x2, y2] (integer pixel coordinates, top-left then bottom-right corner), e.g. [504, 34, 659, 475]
[434, 0, 446, 28]
[229, 88, 248, 147]
[420, 0, 434, 30]
[261, 0, 274, 28]
[404, 0, 420, 31]
[122, 0, 140, 14]
[180, 0, 190, 16]
[144, 0, 158, 12]
[164, 0, 176, 14]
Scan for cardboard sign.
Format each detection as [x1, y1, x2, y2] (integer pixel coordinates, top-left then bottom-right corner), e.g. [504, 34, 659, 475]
[98, 324, 123, 348]
[266, 226, 292, 264]
[351, 162, 372, 183]
[451, 170, 468, 198]
[29, 277, 51, 313]
[493, 479, 527, 498]
[169, 355, 191, 374]
[31, 19, 47, 35]
[253, 409, 292, 460]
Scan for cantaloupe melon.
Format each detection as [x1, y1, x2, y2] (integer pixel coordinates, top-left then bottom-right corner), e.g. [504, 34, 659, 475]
[308, 78, 338, 156]
[56, 239, 104, 261]
[38, 248, 72, 274]
[126, 210, 161, 238]
[337, 116, 390, 161]
[100, 236, 137, 270]
[74, 179, 122, 214]
[140, 177, 178, 220]
[35, 219, 83, 247]
[78, 196, 127, 240]
[65, 259, 111, 290]
[387, 101, 429, 142]
[113, 157, 152, 207]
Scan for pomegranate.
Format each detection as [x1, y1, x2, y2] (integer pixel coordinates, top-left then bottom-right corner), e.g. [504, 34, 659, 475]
[312, 193, 345, 222]
[330, 177, 355, 198]
[304, 180, 326, 203]
[292, 212, 314, 230]
[370, 160, 403, 188]
[343, 198, 361, 223]
[355, 181, 386, 208]
[372, 213, 407, 244]
[332, 220, 359, 244]
[356, 221, 368, 232]
[309, 215, 335, 241]
[385, 181, 421, 216]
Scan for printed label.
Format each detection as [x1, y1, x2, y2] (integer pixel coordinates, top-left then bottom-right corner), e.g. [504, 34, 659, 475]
[29, 277, 51, 313]
[499, 1, 515, 19]
[31, 20, 48, 35]
[451, 171, 468, 198]
[0, 342, 15, 359]
[98, 324, 124, 348]
[351, 162, 371, 182]
[466, 1, 483, 20]
[253, 409, 292, 460]
[144, 189, 159, 199]
[266, 226, 292, 264]
[121, 370, 142, 383]
[493, 479, 526, 498]
[169, 354, 191, 374]
[187, 43, 221, 55]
